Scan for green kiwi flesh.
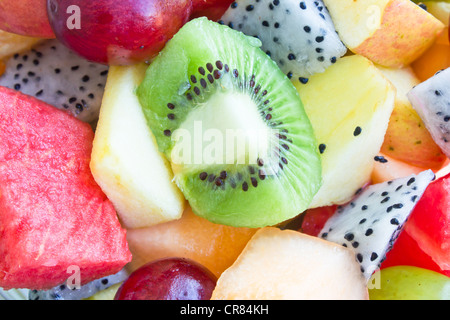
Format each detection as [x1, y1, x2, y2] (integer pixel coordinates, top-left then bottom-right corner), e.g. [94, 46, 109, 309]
[137, 18, 322, 228]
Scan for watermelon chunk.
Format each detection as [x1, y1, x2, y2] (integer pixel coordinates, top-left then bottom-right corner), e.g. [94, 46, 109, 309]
[405, 172, 450, 272]
[0, 87, 132, 290]
[381, 229, 450, 277]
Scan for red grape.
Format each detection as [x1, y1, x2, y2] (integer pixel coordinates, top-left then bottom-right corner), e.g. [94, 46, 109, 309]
[190, 0, 233, 21]
[46, 0, 193, 65]
[114, 257, 217, 300]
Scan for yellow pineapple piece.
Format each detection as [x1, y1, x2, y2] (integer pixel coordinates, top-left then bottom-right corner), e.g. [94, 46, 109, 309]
[0, 29, 43, 60]
[295, 55, 396, 208]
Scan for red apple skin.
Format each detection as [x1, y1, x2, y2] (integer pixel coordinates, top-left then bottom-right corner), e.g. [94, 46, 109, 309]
[47, 0, 193, 65]
[0, 0, 55, 38]
[191, 0, 233, 21]
[115, 258, 217, 300]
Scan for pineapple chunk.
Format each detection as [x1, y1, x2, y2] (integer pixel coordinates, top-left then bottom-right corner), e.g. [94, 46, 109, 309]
[90, 64, 186, 229]
[295, 55, 396, 208]
[211, 227, 368, 300]
[0, 29, 43, 60]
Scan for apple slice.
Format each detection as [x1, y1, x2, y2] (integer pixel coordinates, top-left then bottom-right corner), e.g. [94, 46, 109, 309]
[377, 65, 447, 170]
[90, 63, 186, 229]
[211, 227, 369, 300]
[371, 153, 428, 184]
[323, 0, 445, 67]
[0, 0, 55, 39]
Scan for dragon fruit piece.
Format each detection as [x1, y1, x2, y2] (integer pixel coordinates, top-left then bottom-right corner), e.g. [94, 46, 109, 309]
[407, 68, 450, 158]
[319, 170, 435, 280]
[219, 0, 347, 83]
[0, 39, 108, 124]
[28, 269, 129, 300]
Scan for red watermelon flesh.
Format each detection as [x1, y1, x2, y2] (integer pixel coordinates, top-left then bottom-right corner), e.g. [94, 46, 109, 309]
[381, 228, 450, 277]
[0, 86, 132, 290]
[405, 172, 450, 272]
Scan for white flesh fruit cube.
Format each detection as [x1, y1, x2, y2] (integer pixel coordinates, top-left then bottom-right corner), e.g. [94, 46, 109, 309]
[211, 227, 369, 300]
[295, 55, 396, 208]
[90, 64, 186, 229]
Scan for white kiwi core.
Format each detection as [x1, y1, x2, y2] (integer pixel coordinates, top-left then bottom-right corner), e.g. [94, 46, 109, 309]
[171, 91, 274, 173]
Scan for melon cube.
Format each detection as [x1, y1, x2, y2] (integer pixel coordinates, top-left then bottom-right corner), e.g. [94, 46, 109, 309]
[126, 205, 257, 279]
[211, 227, 369, 300]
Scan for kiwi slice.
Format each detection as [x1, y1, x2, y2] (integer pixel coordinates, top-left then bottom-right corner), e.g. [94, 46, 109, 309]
[137, 18, 322, 228]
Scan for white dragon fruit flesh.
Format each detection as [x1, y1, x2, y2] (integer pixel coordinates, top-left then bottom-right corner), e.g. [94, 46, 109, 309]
[219, 0, 347, 83]
[28, 269, 128, 300]
[319, 170, 435, 280]
[0, 39, 108, 125]
[407, 68, 450, 159]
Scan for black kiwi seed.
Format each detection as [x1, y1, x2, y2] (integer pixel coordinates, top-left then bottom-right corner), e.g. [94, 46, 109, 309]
[199, 172, 208, 180]
[215, 178, 223, 187]
[220, 171, 228, 179]
[259, 170, 266, 180]
[242, 182, 249, 192]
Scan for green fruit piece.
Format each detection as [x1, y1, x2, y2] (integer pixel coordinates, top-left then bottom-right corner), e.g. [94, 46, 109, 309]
[369, 266, 450, 300]
[137, 18, 322, 228]
[85, 283, 122, 300]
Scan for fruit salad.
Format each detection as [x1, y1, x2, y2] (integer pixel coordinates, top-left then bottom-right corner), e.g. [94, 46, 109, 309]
[0, 0, 449, 302]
